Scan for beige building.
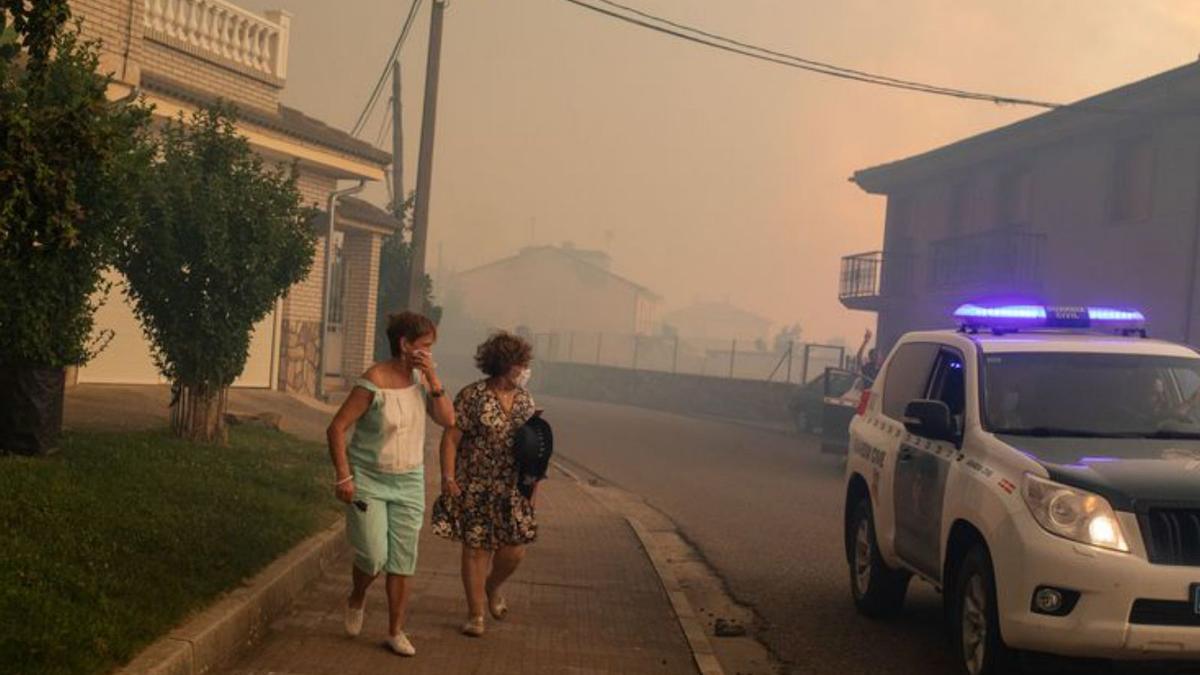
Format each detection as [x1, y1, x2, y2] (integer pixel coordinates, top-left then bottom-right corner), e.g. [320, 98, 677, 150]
[448, 245, 660, 339]
[70, 0, 400, 396]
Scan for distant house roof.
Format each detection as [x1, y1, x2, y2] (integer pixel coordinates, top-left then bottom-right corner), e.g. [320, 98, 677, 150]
[310, 196, 402, 234]
[457, 245, 660, 301]
[663, 301, 771, 327]
[853, 61, 1200, 194]
[141, 73, 392, 166]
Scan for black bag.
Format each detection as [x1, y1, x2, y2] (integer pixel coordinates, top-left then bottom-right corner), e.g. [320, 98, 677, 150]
[513, 413, 553, 499]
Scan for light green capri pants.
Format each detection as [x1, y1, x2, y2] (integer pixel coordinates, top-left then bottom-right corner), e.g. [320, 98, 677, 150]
[346, 465, 426, 576]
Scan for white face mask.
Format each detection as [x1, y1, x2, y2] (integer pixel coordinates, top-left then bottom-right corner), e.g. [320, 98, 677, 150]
[515, 368, 532, 388]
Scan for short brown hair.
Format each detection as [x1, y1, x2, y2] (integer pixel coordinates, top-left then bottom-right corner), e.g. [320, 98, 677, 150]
[387, 312, 437, 357]
[474, 331, 532, 377]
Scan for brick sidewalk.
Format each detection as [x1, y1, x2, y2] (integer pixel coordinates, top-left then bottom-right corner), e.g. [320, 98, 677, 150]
[222, 459, 697, 675]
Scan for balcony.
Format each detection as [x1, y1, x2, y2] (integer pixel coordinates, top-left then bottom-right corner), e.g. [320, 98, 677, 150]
[143, 0, 291, 83]
[839, 251, 912, 312]
[928, 229, 1045, 292]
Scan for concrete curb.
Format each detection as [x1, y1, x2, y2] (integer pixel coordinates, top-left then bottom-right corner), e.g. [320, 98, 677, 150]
[625, 517, 726, 675]
[553, 462, 725, 675]
[118, 519, 348, 675]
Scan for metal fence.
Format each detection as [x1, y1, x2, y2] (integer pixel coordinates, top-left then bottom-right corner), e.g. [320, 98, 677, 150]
[531, 331, 848, 385]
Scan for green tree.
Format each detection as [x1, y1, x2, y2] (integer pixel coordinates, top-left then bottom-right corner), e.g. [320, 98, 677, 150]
[121, 105, 316, 443]
[0, 1, 154, 455]
[373, 194, 441, 362]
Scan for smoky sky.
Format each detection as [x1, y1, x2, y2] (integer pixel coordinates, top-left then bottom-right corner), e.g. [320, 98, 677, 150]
[237, 0, 1200, 344]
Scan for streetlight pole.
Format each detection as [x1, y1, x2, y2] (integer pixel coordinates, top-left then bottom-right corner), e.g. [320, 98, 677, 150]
[407, 0, 447, 311]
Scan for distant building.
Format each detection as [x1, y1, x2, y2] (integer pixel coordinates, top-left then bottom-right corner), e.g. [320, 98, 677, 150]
[839, 61, 1200, 351]
[662, 301, 772, 348]
[448, 245, 660, 338]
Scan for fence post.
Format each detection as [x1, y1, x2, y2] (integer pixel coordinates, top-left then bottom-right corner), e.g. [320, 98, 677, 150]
[786, 341, 794, 383]
[596, 332, 603, 365]
[800, 343, 811, 384]
[672, 335, 679, 374]
[729, 339, 736, 378]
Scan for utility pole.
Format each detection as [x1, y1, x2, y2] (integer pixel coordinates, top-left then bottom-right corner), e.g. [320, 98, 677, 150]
[391, 59, 404, 218]
[407, 0, 447, 311]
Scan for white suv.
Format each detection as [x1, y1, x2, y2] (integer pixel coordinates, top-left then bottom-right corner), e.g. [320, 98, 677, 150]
[844, 304, 1200, 675]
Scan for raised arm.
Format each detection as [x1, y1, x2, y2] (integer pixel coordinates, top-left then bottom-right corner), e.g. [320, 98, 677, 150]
[413, 350, 454, 428]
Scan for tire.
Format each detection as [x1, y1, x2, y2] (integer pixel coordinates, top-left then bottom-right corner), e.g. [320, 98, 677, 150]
[847, 498, 910, 618]
[951, 545, 1018, 675]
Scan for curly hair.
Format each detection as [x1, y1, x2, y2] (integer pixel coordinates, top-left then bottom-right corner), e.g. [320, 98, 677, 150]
[386, 312, 437, 357]
[474, 331, 533, 378]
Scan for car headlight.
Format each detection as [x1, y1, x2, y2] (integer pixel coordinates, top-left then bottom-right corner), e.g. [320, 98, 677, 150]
[1021, 474, 1129, 552]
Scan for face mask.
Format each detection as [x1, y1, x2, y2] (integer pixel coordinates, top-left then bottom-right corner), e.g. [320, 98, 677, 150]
[515, 368, 532, 388]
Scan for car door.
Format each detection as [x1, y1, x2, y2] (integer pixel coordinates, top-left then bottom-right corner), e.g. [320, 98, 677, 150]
[893, 347, 965, 580]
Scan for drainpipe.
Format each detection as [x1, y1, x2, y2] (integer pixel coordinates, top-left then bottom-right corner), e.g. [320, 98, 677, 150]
[316, 181, 366, 400]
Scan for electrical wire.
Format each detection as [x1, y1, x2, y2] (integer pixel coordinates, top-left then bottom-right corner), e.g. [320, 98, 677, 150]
[563, 0, 1068, 110]
[351, 0, 425, 138]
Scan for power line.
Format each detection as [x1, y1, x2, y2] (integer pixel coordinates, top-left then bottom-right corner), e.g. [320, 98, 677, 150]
[351, 0, 425, 138]
[562, 0, 1068, 110]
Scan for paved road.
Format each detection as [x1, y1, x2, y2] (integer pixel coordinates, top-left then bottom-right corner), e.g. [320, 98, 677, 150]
[540, 394, 957, 675]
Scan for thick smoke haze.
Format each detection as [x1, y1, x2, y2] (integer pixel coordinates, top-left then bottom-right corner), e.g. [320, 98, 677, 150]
[239, 0, 1200, 344]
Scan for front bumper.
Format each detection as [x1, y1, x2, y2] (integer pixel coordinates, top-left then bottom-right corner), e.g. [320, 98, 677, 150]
[997, 512, 1200, 660]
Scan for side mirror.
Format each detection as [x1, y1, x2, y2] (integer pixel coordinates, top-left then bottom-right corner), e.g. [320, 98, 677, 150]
[904, 399, 956, 443]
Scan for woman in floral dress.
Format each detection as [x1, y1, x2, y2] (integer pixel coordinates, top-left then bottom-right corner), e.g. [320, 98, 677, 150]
[431, 331, 538, 637]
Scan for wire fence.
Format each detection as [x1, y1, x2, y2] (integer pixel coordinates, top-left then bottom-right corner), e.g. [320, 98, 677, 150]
[530, 331, 848, 385]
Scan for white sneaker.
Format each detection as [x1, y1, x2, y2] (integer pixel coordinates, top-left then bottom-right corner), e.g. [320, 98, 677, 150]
[344, 601, 365, 637]
[387, 632, 416, 656]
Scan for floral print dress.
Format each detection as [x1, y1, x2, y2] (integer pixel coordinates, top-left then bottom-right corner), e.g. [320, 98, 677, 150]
[431, 380, 538, 550]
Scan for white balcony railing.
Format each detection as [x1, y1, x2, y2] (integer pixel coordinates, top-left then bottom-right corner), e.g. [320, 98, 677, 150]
[143, 0, 290, 81]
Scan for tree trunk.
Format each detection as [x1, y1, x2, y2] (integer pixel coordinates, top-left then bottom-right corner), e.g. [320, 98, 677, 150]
[170, 383, 229, 444]
[0, 365, 65, 456]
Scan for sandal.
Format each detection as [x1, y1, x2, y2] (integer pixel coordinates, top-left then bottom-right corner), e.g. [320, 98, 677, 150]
[487, 593, 508, 621]
[461, 616, 485, 637]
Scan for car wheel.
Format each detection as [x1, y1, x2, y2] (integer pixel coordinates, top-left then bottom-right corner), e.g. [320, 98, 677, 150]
[848, 498, 910, 618]
[952, 545, 1017, 675]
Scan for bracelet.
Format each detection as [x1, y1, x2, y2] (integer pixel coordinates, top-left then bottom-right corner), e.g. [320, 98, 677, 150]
[430, 388, 445, 398]
[442, 475, 456, 483]
[334, 475, 353, 486]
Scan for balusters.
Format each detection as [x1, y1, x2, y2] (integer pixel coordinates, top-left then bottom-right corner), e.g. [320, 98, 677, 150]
[141, 0, 287, 78]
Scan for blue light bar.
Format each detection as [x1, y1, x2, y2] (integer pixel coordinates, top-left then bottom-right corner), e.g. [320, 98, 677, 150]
[953, 303, 1145, 332]
[1087, 307, 1146, 323]
[954, 304, 1046, 321]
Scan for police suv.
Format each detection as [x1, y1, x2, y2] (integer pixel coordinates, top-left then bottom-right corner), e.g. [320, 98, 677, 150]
[844, 304, 1200, 675]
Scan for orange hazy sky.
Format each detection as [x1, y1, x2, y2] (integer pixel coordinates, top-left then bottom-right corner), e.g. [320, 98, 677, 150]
[239, 0, 1200, 344]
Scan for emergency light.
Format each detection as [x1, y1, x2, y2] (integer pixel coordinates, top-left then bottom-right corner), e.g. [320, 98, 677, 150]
[953, 303, 1145, 333]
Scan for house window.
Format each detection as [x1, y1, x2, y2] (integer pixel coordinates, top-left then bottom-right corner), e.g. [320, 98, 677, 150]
[1111, 137, 1154, 223]
[999, 167, 1032, 228]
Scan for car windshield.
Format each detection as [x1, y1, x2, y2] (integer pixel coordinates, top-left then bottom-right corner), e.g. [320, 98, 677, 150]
[983, 352, 1200, 438]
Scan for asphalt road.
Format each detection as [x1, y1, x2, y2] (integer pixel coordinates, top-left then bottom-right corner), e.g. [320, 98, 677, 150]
[540, 394, 958, 675]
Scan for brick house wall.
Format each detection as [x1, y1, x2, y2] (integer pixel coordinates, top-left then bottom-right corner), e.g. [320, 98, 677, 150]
[70, 0, 396, 397]
[341, 231, 382, 379]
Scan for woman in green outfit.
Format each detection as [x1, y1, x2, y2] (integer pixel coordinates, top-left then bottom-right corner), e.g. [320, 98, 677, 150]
[326, 312, 454, 657]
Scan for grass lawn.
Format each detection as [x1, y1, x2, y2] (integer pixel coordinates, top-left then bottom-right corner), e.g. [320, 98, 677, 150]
[0, 426, 337, 675]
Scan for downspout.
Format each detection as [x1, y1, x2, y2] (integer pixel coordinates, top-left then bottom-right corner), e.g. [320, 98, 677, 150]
[122, 0, 136, 82]
[316, 181, 366, 400]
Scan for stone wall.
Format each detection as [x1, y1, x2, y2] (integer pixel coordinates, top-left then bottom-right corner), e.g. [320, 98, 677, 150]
[278, 319, 320, 396]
